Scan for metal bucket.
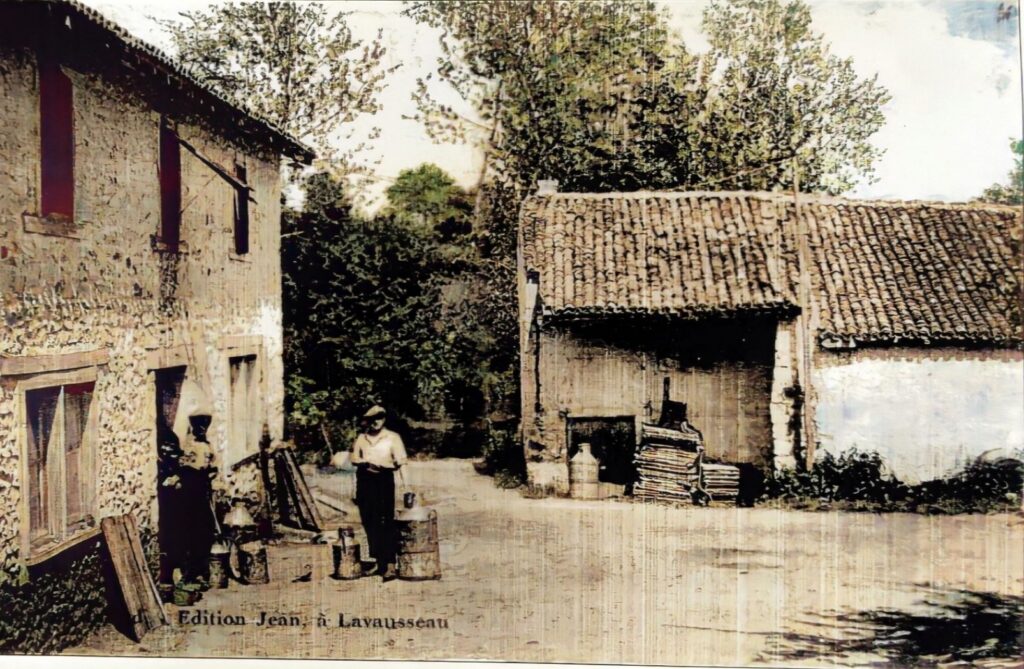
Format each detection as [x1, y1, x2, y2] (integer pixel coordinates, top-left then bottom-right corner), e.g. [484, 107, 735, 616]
[238, 542, 270, 584]
[396, 508, 441, 581]
[332, 528, 362, 580]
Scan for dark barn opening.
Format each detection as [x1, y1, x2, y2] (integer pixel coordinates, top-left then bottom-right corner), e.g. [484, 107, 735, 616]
[567, 416, 637, 487]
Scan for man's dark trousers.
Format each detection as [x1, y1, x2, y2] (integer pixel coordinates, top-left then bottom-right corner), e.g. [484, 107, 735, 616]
[356, 466, 397, 568]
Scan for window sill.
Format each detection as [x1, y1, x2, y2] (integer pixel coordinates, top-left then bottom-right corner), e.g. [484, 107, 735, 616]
[25, 525, 102, 567]
[228, 251, 252, 263]
[150, 235, 190, 255]
[22, 212, 82, 239]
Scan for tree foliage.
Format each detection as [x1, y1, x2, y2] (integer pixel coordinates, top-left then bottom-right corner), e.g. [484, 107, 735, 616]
[162, 2, 394, 171]
[405, 0, 890, 194]
[383, 163, 474, 239]
[641, 0, 891, 193]
[404, 0, 674, 192]
[282, 172, 459, 448]
[978, 138, 1024, 206]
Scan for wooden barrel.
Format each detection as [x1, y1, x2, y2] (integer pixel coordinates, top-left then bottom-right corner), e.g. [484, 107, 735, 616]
[395, 509, 441, 581]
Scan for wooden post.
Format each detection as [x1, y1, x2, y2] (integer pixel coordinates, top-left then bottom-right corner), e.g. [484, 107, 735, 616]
[792, 160, 817, 467]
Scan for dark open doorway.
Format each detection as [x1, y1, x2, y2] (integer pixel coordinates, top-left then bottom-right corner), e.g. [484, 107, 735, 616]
[154, 366, 186, 584]
[567, 416, 637, 487]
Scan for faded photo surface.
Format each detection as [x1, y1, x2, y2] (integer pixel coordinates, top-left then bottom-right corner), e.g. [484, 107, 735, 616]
[0, 1, 1021, 666]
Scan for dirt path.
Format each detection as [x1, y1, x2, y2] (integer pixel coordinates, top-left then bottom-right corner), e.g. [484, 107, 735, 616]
[68, 459, 1024, 665]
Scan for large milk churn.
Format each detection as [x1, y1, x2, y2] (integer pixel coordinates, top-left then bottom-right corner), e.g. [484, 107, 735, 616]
[569, 442, 600, 499]
[331, 527, 362, 580]
[395, 494, 441, 581]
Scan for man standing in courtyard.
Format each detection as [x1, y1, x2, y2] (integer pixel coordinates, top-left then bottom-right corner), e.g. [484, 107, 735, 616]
[351, 404, 407, 581]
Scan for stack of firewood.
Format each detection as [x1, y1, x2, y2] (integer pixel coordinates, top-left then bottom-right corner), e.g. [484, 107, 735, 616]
[632, 422, 741, 505]
[700, 463, 741, 502]
[633, 443, 700, 503]
[633, 422, 704, 504]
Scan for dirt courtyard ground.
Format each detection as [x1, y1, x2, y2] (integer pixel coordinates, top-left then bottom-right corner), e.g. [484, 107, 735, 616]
[69, 459, 1024, 666]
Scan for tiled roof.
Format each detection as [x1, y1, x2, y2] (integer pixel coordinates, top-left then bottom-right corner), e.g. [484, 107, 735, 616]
[4, 0, 314, 163]
[519, 191, 1022, 346]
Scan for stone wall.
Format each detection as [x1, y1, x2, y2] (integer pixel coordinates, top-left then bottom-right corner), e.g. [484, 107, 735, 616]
[0, 44, 285, 648]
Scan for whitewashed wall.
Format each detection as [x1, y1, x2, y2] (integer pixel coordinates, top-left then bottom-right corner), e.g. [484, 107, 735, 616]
[813, 348, 1024, 483]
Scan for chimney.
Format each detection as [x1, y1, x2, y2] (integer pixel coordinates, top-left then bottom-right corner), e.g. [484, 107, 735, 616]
[536, 179, 559, 195]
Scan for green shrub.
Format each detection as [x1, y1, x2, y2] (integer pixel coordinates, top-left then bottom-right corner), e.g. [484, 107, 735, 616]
[762, 450, 1023, 514]
[479, 423, 526, 488]
[763, 448, 907, 505]
[908, 457, 1023, 514]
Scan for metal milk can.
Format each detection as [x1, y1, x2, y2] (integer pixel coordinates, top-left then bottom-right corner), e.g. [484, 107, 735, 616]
[331, 527, 363, 580]
[395, 494, 441, 580]
[207, 539, 231, 589]
[569, 442, 600, 499]
[238, 541, 270, 584]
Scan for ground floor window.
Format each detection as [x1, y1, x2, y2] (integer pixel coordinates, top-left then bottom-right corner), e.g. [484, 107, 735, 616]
[24, 379, 96, 554]
[227, 353, 261, 466]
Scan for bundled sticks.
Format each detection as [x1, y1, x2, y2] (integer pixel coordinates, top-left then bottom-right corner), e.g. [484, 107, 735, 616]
[633, 421, 740, 506]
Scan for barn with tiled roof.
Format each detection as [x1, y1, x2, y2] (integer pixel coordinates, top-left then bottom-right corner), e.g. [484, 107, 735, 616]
[517, 188, 1022, 487]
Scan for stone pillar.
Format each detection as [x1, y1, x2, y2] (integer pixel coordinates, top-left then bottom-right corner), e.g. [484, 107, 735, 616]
[770, 319, 799, 470]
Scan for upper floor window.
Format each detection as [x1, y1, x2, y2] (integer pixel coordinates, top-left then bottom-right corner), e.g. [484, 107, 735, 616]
[158, 117, 182, 252]
[233, 163, 249, 256]
[38, 48, 74, 220]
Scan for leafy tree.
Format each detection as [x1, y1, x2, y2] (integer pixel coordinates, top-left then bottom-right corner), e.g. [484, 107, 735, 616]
[404, 0, 674, 192]
[403, 1, 678, 428]
[406, 0, 890, 194]
[282, 172, 458, 450]
[978, 138, 1024, 205]
[162, 2, 394, 172]
[384, 163, 473, 239]
[677, 0, 891, 194]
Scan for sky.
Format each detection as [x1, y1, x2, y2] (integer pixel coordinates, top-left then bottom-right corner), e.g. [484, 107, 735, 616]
[85, 0, 1023, 208]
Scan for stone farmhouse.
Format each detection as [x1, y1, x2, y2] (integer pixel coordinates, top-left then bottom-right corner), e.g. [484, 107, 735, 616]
[518, 188, 1022, 488]
[0, 0, 311, 650]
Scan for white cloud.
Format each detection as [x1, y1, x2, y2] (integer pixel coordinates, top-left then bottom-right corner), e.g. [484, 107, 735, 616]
[807, 0, 1022, 201]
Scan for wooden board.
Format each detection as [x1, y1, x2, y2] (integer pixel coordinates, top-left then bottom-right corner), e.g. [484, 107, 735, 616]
[272, 451, 302, 527]
[284, 448, 325, 530]
[272, 448, 323, 531]
[101, 513, 168, 642]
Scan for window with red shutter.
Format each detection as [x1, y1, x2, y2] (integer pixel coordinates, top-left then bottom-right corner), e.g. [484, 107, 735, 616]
[38, 49, 74, 220]
[159, 118, 182, 252]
